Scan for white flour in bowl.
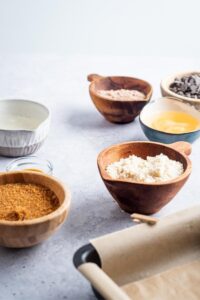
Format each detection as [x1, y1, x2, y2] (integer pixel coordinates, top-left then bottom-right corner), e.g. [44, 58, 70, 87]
[106, 153, 184, 183]
[98, 89, 145, 101]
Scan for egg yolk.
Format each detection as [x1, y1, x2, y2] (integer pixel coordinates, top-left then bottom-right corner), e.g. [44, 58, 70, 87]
[151, 111, 200, 134]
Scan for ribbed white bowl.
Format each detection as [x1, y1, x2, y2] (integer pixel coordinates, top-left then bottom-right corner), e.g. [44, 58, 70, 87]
[0, 99, 50, 157]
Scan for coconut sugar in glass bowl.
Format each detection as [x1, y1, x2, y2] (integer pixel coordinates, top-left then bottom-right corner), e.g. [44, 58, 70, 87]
[6, 156, 53, 175]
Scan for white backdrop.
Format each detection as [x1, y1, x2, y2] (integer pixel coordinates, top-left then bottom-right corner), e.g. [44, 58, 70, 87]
[0, 2, 200, 300]
[0, 0, 199, 57]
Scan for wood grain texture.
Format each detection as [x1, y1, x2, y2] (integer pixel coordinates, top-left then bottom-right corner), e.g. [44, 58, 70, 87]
[88, 74, 153, 124]
[97, 141, 192, 214]
[0, 171, 71, 248]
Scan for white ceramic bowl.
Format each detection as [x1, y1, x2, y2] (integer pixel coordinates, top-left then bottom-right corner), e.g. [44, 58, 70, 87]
[0, 99, 50, 157]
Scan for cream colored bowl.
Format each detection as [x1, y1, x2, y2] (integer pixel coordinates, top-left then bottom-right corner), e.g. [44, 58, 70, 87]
[0, 99, 50, 157]
[161, 71, 200, 110]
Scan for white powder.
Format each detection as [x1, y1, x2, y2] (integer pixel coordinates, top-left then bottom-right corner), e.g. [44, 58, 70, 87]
[106, 153, 184, 183]
[98, 89, 145, 101]
[0, 115, 39, 130]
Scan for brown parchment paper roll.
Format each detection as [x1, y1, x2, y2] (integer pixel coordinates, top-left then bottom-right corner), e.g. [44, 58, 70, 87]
[91, 206, 200, 287]
[78, 263, 131, 300]
[122, 260, 200, 299]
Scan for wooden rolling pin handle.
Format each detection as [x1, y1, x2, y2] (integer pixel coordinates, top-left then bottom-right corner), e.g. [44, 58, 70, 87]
[131, 213, 158, 225]
[78, 263, 131, 300]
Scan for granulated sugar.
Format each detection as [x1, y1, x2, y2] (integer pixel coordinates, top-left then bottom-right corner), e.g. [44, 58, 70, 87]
[106, 153, 184, 183]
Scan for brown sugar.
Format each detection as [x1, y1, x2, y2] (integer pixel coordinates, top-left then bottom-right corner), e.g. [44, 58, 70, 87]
[0, 183, 60, 221]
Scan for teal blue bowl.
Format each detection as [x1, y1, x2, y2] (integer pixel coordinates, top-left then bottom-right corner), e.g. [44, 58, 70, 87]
[139, 97, 200, 144]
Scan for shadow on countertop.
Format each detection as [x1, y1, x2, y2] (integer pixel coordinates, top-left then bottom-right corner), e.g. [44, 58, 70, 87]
[67, 109, 120, 131]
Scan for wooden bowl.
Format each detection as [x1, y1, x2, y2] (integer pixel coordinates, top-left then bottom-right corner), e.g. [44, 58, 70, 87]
[0, 171, 71, 248]
[97, 141, 192, 214]
[88, 74, 153, 124]
[160, 71, 200, 110]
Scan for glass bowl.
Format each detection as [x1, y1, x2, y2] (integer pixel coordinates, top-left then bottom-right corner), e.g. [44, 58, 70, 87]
[6, 156, 53, 175]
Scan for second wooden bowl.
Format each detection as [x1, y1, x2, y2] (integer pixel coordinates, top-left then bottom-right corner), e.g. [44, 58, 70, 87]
[97, 141, 192, 214]
[88, 74, 152, 124]
[0, 171, 71, 248]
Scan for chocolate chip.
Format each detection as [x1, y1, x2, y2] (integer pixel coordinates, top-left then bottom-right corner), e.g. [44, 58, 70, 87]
[169, 74, 200, 99]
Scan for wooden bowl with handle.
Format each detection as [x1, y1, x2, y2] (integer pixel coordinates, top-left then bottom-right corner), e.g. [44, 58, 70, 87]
[0, 171, 71, 248]
[97, 141, 192, 214]
[88, 74, 153, 124]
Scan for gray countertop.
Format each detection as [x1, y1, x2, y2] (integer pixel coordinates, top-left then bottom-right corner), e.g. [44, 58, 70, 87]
[0, 55, 199, 300]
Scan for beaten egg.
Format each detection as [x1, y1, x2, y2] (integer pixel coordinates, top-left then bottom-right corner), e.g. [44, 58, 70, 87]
[151, 111, 200, 134]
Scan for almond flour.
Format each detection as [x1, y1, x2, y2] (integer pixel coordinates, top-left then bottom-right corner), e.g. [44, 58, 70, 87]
[106, 153, 184, 183]
[98, 89, 145, 101]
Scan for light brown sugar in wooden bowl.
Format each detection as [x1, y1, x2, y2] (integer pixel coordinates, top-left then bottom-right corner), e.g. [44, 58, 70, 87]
[0, 183, 60, 221]
[0, 171, 70, 248]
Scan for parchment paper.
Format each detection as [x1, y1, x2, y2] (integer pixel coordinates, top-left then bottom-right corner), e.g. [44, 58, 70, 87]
[78, 263, 131, 300]
[91, 206, 200, 289]
[122, 260, 200, 299]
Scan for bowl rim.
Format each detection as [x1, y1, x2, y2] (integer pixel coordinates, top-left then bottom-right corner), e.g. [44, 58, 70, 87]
[161, 71, 200, 103]
[6, 156, 54, 175]
[0, 99, 51, 132]
[89, 75, 153, 103]
[97, 141, 192, 186]
[139, 97, 200, 135]
[0, 171, 71, 226]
